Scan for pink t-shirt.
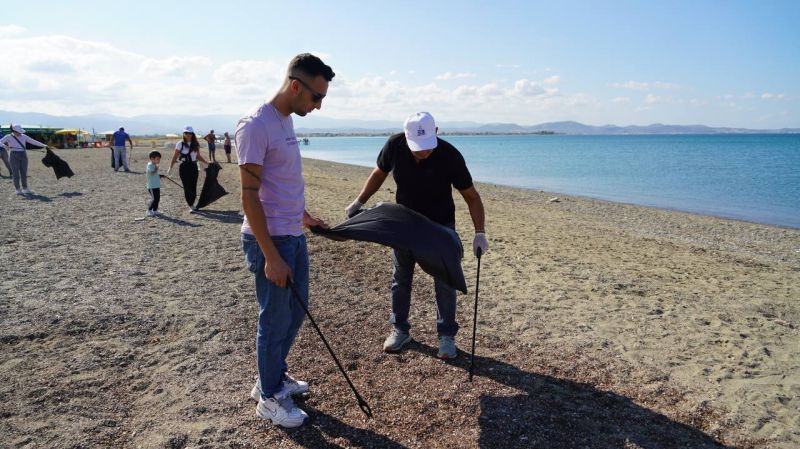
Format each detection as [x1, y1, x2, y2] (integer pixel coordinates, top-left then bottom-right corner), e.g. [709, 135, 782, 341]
[235, 103, 305, 237]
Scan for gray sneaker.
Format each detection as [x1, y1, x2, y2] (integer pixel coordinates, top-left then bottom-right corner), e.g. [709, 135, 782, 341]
[437, 336, 457, 359]
[382, 328, 412, 353]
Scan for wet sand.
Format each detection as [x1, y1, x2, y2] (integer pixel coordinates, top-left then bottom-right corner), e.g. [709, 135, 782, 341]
[1, 146, 797, 448]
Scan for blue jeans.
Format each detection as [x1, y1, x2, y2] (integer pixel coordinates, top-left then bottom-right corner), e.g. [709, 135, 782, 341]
[241, 233, 309, 399]
[390, 246, 459, 337]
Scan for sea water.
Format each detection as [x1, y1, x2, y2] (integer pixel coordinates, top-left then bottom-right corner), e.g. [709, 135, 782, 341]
[300, 134, 800, 228]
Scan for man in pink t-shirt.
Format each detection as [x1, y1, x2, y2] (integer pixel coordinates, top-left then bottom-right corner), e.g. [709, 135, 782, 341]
[236, 53, 333, 428]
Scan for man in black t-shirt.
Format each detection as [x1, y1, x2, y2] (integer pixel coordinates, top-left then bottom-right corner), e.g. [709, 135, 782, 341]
[345, 112, 488, 359]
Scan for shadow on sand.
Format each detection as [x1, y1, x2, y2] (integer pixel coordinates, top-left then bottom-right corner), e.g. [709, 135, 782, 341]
[405, 341, 733, 449]
[59, 191, 83, 198]
[192, 209, 243, 224]
[154, 213, 200, 227]
[22, 192, 52, 202]
[282, 404, 410, 449]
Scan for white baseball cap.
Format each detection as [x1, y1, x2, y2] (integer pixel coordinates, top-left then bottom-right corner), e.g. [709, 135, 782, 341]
[182, 126, 194, 134]
[11, 124, 25, 133]
[403, 112, 437, 152]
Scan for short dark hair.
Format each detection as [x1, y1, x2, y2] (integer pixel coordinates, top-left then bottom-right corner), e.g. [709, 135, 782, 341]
[288, 53, 335, 82]
[149, 151, 162, 159]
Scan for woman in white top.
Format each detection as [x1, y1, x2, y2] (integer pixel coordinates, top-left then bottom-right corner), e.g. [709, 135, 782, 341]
[167, 126, 209, 212]
[0, 124, 48, 194]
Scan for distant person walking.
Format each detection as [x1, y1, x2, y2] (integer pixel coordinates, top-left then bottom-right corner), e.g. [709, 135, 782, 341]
[0, 128, 11, 176]
[112, 127, 133, 172]
[167, 126, 209, 213]
[203, 130, 217, 163]
[0, 124, 48, 194]
[145, 151, 162, 216]
[237, 53, 333, 428]
[223, 132, 232, 163]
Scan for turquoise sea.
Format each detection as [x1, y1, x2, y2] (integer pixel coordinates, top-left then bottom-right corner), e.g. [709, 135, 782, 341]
[300, 134, 800, 228]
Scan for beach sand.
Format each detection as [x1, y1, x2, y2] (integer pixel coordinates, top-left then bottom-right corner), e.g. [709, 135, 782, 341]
[1, 145, 798, 448]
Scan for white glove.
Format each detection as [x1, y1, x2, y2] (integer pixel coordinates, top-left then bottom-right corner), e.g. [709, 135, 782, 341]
[473, 232, 488, 257]
[345, 199, 363, 218]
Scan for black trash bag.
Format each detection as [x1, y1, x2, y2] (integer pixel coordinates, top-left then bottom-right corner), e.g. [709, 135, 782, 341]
[311, 202, 467, 293]
[41, 148, 74, 179]
[195, 162, 228, 209]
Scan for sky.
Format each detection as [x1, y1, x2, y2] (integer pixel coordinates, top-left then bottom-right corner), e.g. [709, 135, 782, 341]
[1, 0, 798, 128]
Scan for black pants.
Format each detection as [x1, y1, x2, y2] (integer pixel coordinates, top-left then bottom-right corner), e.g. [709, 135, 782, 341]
[179, 160, 198, 207]
[148, 188, 160, 211]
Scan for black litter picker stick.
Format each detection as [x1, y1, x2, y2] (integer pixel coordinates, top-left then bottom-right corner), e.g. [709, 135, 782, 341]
[469, 248, 482, 382]
[287, 279, 373, 418]
[159, 174, 183, 189]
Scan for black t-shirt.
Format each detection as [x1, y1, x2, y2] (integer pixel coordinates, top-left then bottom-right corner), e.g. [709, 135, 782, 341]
[377, 133, 473, 225]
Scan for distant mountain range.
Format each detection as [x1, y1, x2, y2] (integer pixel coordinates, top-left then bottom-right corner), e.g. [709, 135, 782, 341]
[1, 110, 798, 135]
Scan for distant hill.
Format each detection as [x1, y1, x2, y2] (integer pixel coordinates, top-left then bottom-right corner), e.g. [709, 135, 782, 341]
[1, 110, 797, 136]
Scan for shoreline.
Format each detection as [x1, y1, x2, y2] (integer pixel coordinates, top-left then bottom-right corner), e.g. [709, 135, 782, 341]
[304, 154, 800, 238]
[304, 157, 800, 265]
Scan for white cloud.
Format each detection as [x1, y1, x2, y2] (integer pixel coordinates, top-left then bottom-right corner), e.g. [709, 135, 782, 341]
[542, 75, 560, 85]
[0, 29, 649, 125]
[138, 56, 212, 78]
[212, 60, 282, 85]
[611, 96, 630, 103]
[0, 25, 26, 37]
[0, 31, 279, 116]
[435, 72, 477, 80]
[512, 79, 546, 97]
[612, 80, 681, 90]
[761, 92, 785, 100]
[644, 94, 660, 104]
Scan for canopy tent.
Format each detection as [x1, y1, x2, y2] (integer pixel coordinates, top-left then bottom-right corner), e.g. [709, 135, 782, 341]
[0, 125, 61, 147]
[53, 128, 91, 148]
[54, 128, 90, 135]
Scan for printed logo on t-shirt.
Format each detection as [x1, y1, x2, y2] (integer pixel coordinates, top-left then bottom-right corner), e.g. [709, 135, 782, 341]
[285, 136, 298, 146]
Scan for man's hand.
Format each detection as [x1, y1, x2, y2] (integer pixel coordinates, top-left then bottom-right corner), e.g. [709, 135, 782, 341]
[345, 199, 363, 218]
[264, 254, 292, 288]
[473, 232, 489, 257]
[304, 213, 328, 229]
[166, 167, 172, 176]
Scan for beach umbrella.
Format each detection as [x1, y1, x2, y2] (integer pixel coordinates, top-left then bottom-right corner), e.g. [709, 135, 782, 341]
[41, 148, 74, 179]
[311, 202, 467, 294]
[195, 163, 228, 209]
[286, 279, 372, 418]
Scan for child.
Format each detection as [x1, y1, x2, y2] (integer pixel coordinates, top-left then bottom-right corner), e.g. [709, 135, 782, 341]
[146, 151, 162, 216]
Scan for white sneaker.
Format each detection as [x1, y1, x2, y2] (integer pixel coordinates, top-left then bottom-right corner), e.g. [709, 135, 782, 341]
[383, 328, 412, 353]
[21, 188, 31, 194]
[251, 374, 309, 402]
[15, 189, 23, 195]
[255, 390, 307, 428]
[146, 210, 156, 216]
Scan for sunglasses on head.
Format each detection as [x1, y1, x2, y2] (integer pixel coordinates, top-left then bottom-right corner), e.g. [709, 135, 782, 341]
[288, 76, 326, 103]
